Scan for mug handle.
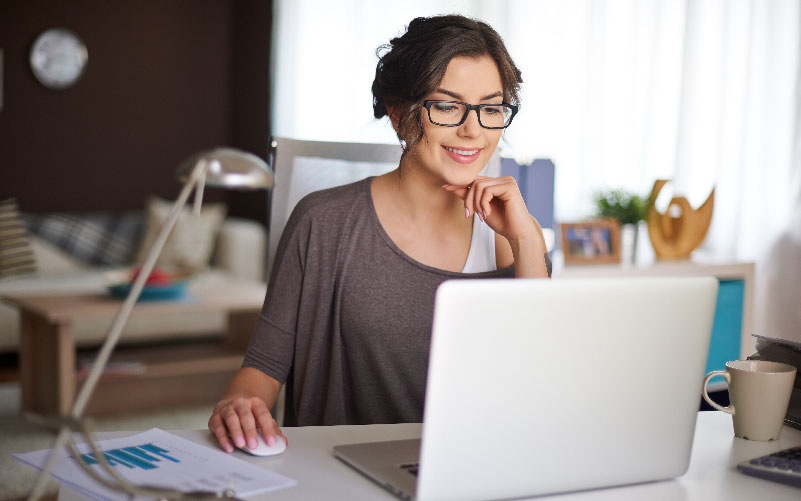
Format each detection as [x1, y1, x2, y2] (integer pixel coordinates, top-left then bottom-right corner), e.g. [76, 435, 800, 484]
[702, 370, 733, 414]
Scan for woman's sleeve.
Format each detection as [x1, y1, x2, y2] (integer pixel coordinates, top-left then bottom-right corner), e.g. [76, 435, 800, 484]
[241, 200, 313, 384]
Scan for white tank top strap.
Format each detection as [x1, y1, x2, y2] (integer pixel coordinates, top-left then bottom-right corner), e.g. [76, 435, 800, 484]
[461, 215, 497, 273]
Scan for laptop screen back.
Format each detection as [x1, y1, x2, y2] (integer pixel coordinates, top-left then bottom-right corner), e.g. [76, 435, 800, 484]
[417, 277, 718, 500]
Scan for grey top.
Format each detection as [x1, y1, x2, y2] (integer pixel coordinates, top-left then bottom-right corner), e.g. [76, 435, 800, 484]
[243, 177, 546, 426]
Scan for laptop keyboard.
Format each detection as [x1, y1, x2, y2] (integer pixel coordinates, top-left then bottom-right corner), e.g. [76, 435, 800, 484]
[737, 445, 801, 487]
[400, 462, 419, 477]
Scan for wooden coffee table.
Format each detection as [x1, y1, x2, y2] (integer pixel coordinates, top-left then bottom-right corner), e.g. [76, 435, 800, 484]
[2, 278, 266, 416]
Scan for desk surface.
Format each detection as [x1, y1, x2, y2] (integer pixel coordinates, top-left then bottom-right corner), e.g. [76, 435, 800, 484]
[58, 412, 800, 501]
[551, 256, 754, 279]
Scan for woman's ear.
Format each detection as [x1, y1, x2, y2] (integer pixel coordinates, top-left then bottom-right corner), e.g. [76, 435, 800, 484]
[387, 106, 401, 133]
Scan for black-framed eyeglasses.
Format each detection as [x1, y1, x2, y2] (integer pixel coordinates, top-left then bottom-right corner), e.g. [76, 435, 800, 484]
[422, 100, 518, 129]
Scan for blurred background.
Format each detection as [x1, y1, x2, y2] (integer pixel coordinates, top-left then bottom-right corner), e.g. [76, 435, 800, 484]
[1, 0, 800, 351]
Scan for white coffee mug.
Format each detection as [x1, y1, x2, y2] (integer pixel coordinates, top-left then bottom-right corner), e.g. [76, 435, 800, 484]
[702, 360, 796, 441]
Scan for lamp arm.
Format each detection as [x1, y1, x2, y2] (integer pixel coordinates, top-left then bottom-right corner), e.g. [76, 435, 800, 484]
[72, 158, 208, 416]
[27, 159, 210, 501]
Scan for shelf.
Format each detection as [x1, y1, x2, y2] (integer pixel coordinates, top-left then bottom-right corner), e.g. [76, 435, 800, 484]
[76, 340, 244, 415]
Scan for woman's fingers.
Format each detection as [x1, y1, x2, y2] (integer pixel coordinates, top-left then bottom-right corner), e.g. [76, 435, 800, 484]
[442, 184, 469, 200]
[478, 185, 494, 219]
[444, 176, 537, 242]
[209, 396, 283, 453]
[252, 398, 286, 447]
[457, 177, 514, 219]
[443, 177, 523, 223]
[235, 399, 261, 450]
[443, 178, 492, 218]
[474, 177, 516, 219]
[273, 417, 289, 446]
[221, 402, 246, 449]
[208, 411, 234, 453]
[442, 184, 473, 218]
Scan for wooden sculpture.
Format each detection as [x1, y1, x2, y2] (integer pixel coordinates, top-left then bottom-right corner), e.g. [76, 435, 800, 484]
[647, 180, 714, 260]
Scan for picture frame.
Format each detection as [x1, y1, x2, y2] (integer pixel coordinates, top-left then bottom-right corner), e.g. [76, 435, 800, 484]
[560, 219, 621, 265]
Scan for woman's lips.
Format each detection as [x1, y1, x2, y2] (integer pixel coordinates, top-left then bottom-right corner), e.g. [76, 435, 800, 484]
[442, 145, 482, 164]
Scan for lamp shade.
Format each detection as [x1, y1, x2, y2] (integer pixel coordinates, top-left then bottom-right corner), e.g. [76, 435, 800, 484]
[176, 147, 274, 189]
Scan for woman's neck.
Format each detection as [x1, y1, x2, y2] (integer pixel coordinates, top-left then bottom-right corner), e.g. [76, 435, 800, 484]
[375, 161, 465, 227]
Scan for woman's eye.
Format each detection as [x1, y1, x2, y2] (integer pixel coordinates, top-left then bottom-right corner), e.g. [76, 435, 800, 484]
[433, 103, 458, 113]
[483, 106, 502, 116]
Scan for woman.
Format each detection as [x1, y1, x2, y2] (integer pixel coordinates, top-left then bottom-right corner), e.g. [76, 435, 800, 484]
[209, 14, 550, 453]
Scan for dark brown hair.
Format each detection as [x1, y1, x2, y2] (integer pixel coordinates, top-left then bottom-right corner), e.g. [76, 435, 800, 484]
[372, 15, 523, 154]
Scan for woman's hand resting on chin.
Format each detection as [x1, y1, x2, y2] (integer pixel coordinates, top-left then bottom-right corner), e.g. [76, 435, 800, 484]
[443, 176, 537, 244]
[443, 176, 549, 278]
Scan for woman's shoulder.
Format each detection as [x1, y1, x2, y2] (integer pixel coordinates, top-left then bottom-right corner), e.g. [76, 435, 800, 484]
[289, 177, 373, 222]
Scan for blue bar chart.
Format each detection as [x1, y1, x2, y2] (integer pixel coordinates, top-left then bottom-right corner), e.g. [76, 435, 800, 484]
[13, 428, 296, 500]
[79, 443, 181, 470]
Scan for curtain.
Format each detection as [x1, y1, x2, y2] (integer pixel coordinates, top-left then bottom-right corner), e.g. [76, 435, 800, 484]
[271, 0, 801, 341]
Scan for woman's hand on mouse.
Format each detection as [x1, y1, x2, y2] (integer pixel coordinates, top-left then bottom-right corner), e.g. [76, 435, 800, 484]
[208, 395, 287, 453]
[442, 176, 538, 245]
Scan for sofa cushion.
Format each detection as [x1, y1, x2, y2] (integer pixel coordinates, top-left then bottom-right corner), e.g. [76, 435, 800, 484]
[0, 199, 37, 278]
[23, 211, 142, 266]
[135, 196, 227, 273]
[29, 234, 86, 274]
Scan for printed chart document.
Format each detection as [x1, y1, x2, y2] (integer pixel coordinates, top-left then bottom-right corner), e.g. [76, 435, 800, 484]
[14, 428, 296, 500]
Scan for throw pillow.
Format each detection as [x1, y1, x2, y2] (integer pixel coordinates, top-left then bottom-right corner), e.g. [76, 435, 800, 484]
[22, 211, 143, 266]
[0, 198, 37, 278]
[29, 234, 86, 274]
[135, 196, 227, 273]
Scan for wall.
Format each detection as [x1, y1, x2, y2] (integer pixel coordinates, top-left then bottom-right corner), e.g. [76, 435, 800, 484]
[0, 0, 271, 223]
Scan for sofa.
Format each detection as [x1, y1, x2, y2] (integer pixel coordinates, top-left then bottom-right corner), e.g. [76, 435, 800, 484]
[0, 212, 267, 354]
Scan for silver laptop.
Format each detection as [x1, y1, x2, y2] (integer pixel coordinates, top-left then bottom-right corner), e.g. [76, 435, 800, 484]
[333, 277, 719, 500]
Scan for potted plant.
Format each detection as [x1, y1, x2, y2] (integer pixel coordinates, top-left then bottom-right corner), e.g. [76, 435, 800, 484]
[593, 189, 649, 263]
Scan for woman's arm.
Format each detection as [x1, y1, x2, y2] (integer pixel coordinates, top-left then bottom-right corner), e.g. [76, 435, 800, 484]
[495, 215, 549, 277]
[208, 367, 286, 453]
[208, 190, 318, 452]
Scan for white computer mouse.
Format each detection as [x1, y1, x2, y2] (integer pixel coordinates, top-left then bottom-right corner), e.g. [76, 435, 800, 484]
[236, 433, 286, 457]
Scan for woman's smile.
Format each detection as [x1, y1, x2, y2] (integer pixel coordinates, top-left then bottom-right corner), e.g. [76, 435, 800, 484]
[442, 145, 483, 164]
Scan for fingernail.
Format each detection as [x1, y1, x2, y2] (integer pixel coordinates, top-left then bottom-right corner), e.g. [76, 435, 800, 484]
[442, 184, 449, 188]
[248, 438, 258, 449]
[478, 212, 484, 222]
[225, 444, 234, 453]
[465, 208, 470, 219]
[234, 436, 245, 448]
[267, 435, 277, 447]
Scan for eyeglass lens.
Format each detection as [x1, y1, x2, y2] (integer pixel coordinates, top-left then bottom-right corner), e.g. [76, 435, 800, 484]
[427, 101, 513, 128]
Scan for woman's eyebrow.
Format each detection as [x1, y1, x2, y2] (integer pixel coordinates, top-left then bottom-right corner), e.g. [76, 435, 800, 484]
[480, 91, 503, 100]
[434, 88, 503, 101]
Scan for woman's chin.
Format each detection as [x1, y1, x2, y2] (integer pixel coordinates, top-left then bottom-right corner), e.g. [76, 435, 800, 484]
[443, 170, 480, 187]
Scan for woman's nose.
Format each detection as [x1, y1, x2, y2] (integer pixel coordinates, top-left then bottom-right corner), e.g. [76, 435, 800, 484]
[458, 108, 482, 137]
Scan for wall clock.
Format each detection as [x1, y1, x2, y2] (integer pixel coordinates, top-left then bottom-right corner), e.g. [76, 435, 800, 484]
[29, 28, 88, 89]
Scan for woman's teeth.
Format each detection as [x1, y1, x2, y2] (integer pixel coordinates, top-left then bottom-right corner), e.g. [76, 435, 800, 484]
[444, 146, 479, 156]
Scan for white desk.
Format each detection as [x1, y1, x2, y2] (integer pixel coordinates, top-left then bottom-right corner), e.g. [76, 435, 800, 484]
[57, 412, 800, 500]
